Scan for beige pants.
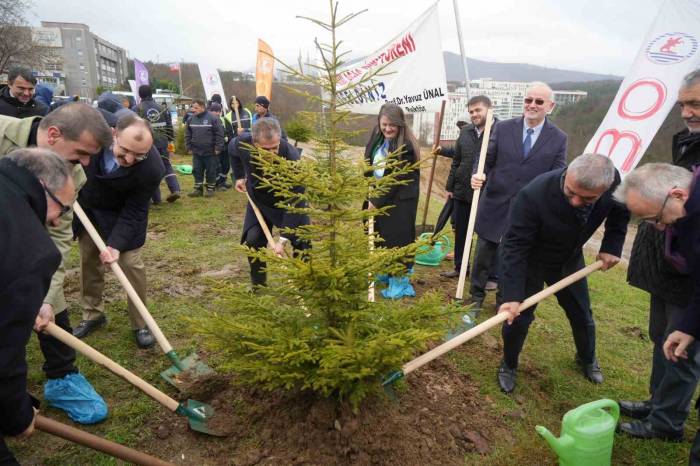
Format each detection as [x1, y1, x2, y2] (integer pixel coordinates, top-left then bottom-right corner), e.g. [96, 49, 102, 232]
[79, 232, 147, 330]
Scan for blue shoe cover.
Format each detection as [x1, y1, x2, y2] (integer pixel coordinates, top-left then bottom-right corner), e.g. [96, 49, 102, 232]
[44, 373, 108, 424]
[375, 273, 390, 284]
[380, 276, 416, 299]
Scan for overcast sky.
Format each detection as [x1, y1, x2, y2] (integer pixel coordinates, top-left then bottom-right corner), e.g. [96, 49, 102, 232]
[29, 0, 664, 77]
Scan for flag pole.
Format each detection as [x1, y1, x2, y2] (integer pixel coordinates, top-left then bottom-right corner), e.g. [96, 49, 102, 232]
[452, 0, 470, 97]
[178, 58, 184, 98]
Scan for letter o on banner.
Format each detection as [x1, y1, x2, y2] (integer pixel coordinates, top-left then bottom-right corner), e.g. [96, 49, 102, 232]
[594, 129, 643, 173]
[617, 78, 667, 121]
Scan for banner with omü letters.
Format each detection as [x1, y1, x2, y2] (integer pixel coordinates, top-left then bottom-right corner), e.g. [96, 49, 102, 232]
[584, 0, 700, 175]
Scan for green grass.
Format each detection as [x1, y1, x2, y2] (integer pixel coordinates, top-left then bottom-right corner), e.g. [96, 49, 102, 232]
[8, 153, 697, 465]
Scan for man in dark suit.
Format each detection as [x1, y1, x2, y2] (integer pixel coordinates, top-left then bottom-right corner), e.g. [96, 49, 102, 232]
[232, 118, 309, 287]
[495, 154, 629, 393]
[470, 82, 567, 310]
[72, 115, 165, 348]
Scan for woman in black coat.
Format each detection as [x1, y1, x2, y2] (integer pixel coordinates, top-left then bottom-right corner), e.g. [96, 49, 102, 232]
[365, 103, 420, 299]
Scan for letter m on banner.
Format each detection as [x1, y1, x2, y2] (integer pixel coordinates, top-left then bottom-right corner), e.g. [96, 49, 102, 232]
[584, 0, 700, 176]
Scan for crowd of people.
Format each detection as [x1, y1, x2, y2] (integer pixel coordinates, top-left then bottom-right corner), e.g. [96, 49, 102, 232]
[1, 61, 700, 465]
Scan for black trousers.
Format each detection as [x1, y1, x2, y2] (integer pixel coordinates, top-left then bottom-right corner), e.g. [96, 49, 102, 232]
[646, 295, 700, 434]
[217, 147, 231, 185]
[469, 236, 501, 302]
[242, 207, 309, 286]
[37, 309, 78, 379]
[502, 255, 596, 370]
[0, 437, 18, 466]
[192, 154, 218, 188]
[452, 198, 470, 272]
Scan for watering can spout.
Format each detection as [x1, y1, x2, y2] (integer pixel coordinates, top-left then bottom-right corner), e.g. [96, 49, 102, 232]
[536, 425, 571, 459]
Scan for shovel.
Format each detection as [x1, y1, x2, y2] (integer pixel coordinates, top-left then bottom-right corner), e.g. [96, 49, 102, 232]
[416, 100, 447, 236]
[382, 260, 604, 396]
[72, 201, 214, 389]
[36, 414, 175, 465]
[44, 322, 225, 436]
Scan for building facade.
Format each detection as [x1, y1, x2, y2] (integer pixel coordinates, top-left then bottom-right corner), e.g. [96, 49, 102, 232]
[39, 22, 128, 100]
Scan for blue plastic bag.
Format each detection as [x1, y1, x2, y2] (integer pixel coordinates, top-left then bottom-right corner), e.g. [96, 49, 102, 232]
[44, 373, 108, 424]
[381, 276, 416, 299]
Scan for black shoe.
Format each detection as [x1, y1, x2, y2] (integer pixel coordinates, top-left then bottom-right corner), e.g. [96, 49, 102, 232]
[618, 420, 683, 442]
[166, 192, 181, 203]
[497, 361, 517, 393]
[73, 315, 107, 339]
[619, 400, 652, 419]
[215, 184, 229, 192]
[576, 356, 604, 384]
[440, 270, 460, 279]
[134, 328, 155, 349]
[187, 188, 203, 198]
[204, 189, 215, 198]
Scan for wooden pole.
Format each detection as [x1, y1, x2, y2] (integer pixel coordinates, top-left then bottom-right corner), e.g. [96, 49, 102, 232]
[245, 191, 287, 257]
[36, 415, 175, 466]
[455, 108, 494, 300]
[368, 216, 375, 302]
[419, 100, 447, 230]
[403, 260, 604, 376]
[232, 94, 242, 132]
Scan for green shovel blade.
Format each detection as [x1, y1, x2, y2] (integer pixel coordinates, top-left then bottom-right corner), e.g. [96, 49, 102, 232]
[160, 352, 215, 389]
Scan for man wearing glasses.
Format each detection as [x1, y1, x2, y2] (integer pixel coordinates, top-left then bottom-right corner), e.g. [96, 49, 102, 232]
[469, 82, 567, 313]
[494, 154, 628, 393]
[232, 118, 309, 287]
[0, 148, 74, 466]
[618, 69, 700, 442]
[614, 162, 700, 463]
[73, 115, 165, 349]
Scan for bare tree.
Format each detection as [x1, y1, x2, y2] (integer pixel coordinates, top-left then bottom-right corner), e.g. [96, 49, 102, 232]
[0, 0, 54, 74]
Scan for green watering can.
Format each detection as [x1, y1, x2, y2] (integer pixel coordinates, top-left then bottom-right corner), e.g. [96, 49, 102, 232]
[536, 399, 619, 466]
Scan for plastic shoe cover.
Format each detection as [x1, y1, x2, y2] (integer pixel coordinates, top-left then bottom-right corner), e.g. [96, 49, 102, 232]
[381, 276, 416, 299]
[44, 373, 108, 424]
[375, 273, 390, 284]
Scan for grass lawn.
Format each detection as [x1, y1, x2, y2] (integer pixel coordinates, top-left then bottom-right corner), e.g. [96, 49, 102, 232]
[8, 153, 697, 465]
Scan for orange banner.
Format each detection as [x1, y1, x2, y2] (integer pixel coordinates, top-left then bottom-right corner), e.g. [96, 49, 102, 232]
[256, 39, 274, 100]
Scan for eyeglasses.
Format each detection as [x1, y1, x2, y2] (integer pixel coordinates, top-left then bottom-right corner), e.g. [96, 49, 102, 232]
[114, 137, 149, 162]
[524, 97, 546, 106]
[644, 186, 676, 225]
[44, 185, 71, 218]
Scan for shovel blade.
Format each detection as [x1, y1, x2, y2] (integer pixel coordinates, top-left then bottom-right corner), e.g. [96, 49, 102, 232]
[184, 399, 228, 437]
[160, 353, 215, 389]
[443, 311, 477, 342]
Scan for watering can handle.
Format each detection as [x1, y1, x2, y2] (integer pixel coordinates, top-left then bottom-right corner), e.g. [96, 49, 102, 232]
[567, 399, 620, 425]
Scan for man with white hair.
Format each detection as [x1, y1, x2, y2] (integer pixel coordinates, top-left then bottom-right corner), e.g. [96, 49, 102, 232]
[469, 82, 568, 310]
[495, 153, 629, 393]
[614, 162, 700, 461]
[618, 69, 700, 441]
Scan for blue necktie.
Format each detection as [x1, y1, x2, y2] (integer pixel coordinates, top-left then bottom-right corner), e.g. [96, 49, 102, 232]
[523, 128, 534, 158]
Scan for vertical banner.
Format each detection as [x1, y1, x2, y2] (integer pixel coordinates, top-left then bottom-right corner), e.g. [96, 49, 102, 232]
[336, 3, 447, 114]
[133, 59, 149, 104]
[128, 79, 138, 97]
[256, 39, 274, 100]
[198, 63, 228, 111]
[584, 0, 700, 175]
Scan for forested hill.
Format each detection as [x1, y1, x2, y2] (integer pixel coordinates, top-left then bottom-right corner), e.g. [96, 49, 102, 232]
[551, 80, 686, 164]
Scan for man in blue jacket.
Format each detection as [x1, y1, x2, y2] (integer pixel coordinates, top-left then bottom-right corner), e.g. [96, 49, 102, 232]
[496, 154, 629, 393]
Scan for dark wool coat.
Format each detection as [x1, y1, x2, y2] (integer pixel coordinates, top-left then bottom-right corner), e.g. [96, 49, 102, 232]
[0, 85, 48, 119]
[74, 146, 165, 252]
[0, 159, 60, 436]
[475, 116, 567, 243]
[627, 129, 700, 307]
[364, 128, 420, 249]
[500, 168, 629, 303]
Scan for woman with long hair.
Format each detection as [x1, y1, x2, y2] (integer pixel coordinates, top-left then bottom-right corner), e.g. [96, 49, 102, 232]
[365, 103, 420, 299]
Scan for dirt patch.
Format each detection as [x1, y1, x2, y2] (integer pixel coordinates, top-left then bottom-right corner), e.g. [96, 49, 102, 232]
[142, 355, 504, 466]
[176, 371, 231, 402]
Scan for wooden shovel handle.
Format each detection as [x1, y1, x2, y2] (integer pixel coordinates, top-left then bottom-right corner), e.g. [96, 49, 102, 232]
[455, 108, 495, 300]
[368, 216, 375, 303]
[36, 415, 175, 466]
[420, 100, 447, 228]
[44, 322, 179, 413]
[72, 201, 173, 355]
[404, 260, 604, 375]
[232, 94, 242, 130]
[245, 191, 288, 257]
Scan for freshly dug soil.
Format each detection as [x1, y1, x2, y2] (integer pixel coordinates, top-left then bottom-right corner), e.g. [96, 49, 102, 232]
[145, 353, 507, 466]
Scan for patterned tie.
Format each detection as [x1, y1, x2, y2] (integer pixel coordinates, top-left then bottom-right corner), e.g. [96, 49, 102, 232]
[523, 128, 534, 158]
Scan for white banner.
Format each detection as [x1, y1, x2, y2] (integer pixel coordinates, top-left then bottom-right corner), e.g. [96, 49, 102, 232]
[337, 3, 447, 114]
[198, 63, 228, 111]
[584, 0, 700, 175]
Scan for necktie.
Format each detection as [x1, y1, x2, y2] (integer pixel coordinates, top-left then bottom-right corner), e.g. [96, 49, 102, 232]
[523, 128, 534, 158]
